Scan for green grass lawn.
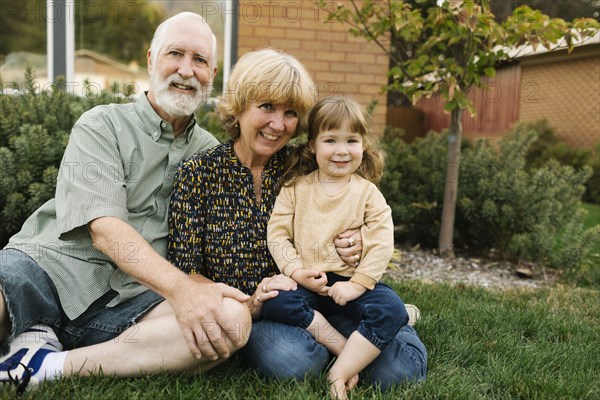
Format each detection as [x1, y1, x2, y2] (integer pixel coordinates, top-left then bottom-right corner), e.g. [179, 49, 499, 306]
[6, 280, 599, 400]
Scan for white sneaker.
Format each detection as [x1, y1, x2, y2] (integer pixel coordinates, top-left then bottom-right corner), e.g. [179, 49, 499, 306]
[0, 325, 62, 395]
[405, 304, 421, 326]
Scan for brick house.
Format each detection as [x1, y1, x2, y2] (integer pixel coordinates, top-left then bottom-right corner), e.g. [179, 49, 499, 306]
[235, 0, 389, 135]
[233, 1, 599, 149]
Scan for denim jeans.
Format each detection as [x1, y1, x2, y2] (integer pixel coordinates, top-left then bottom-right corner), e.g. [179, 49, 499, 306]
[0, 249, 163, 355]
[239, 276, 427, 390]
[261, 273, 408, 350]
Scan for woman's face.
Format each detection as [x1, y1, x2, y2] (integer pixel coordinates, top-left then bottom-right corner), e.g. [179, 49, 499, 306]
[236, 102, 299, 164]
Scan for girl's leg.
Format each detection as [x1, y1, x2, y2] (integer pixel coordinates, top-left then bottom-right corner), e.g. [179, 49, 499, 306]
[262, 287, 347, 359]
[329, 315, 427, 390]
[306, 310, 346, 356]
[327, 331, 380, 399]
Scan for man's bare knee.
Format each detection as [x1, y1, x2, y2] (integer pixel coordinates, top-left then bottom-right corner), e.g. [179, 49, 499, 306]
[222, 297, 252, 350]
[0, 292, 9, 341]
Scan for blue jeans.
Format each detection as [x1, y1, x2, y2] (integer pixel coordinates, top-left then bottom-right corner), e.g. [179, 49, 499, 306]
[0, 249, 164, 355]
[261, 273, 408, 350]
[239, 278, 427, 390]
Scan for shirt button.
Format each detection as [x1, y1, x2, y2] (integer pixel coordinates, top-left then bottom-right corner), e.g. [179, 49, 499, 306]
[152, 132, 159, 138]
[160, 121, 167, 128]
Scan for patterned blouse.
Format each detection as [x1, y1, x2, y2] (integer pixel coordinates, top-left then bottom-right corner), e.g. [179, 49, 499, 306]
[168, 140, 290, 295]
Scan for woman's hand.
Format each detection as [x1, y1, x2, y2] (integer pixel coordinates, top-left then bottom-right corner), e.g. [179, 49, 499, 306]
[291, 269, 328, 295]
[334, 229, 363, 267]
[327, 281, 367, 306]
[246, 274, 297, 319]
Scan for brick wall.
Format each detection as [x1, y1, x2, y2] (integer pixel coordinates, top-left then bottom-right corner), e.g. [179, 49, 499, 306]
[519, 52, 600, 149]
[236, 0, 390, 136]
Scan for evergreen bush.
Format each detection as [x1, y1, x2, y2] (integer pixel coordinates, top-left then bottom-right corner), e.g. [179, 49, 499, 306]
[458, 126, 597, 267]
[195, 102, 228, 143]
[0, 69, 131, 246]
[380, 128, 462, 247]
[523, 119, 598, 204]
[379, 125, 599, 270]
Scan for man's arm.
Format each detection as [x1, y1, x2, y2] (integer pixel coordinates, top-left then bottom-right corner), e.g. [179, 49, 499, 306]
[88, 216, 249, 360]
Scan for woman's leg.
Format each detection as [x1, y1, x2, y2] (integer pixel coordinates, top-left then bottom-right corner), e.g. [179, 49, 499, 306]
[237, 318, 331, 380]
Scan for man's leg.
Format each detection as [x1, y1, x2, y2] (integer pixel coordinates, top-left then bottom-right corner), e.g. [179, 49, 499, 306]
[63, 297, 251, 377]
[1, 248, 252, 383]
[0, 294, 10, 344]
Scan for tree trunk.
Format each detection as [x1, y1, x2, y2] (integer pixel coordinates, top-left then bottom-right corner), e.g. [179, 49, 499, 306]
[438, 108, 462, 258]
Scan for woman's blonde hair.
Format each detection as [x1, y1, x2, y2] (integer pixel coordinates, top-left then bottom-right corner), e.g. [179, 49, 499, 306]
[281, 96, 385, 186]
[217, 48, 316, 139]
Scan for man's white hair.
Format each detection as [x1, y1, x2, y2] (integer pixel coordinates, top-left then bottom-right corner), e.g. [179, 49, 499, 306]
[149, 12, 217, 71]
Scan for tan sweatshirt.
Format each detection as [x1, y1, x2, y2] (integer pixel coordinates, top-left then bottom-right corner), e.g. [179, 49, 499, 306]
[267, 171, 394, 290]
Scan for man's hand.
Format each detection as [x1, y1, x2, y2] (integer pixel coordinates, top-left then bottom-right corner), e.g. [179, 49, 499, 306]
[291, 269, 328, 294]
[327, 281, 367, 306]
[170, 277, 249, 360]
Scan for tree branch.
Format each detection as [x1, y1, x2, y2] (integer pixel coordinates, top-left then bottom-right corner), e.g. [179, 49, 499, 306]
[348, 0, 416, 81]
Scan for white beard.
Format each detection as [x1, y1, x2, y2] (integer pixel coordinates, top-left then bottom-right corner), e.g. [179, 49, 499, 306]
[151, 73, 212, 118]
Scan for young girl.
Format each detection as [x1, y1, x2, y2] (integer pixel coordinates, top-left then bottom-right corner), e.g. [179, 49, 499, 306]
[265, 96, 412, 399]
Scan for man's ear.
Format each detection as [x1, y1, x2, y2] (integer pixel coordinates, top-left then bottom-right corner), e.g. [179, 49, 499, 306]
[212, 67, 218, 80]
[147, 49, 153, 74]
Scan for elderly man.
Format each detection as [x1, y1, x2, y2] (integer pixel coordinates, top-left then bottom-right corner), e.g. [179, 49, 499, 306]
[0, 12, 250, 393]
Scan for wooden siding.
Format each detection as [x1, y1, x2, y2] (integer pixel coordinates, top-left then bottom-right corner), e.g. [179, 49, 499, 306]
[415, 65, 521, 142]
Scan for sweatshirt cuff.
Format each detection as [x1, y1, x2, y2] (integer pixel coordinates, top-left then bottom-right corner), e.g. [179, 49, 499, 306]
[281, 262, 303, 278]
[350, 273, 377, 290]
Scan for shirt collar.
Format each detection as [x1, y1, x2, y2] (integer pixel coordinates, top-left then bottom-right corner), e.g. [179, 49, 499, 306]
[136, 92, 197, 142]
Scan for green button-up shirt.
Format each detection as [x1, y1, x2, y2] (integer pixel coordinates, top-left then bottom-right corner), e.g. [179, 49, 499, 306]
[7, 93, 219, 320]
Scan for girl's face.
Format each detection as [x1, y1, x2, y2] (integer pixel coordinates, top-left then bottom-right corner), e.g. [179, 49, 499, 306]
[310, 120, 364, 182]
[236, 102, 299, 165]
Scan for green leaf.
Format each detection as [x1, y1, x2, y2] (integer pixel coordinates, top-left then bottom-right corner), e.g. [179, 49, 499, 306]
[483, 67, 496, 78]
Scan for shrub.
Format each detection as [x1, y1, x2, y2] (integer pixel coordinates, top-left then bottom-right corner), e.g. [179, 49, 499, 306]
[380, 128, 467, 247]
[458, 126, 596, 267]
[524, 119, 598, 204]
[195, 102, 228, 143]
[0, 69, 131, 246]
[380, 124, 598, 270]
[586, 143, 600, 204]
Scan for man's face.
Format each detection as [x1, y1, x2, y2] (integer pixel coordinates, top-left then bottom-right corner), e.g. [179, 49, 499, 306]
[148, 17, 216, 119]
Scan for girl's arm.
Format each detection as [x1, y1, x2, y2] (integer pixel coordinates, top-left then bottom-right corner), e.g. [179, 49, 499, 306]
[267, 185, 305, 277]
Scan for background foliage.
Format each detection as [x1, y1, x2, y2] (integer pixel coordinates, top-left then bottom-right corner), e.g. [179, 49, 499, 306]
[0, 70, 131, 246]
[0, 0, 164, 67]
[0, 70, 224, 248]
[379, 123, 599, 271]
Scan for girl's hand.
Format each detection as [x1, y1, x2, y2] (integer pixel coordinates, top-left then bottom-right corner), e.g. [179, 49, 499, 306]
[291, 269, 328, 294]
[327, 281, 367, 306]
[334, 229, 362, 267]
[247, 274, 297, 319]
